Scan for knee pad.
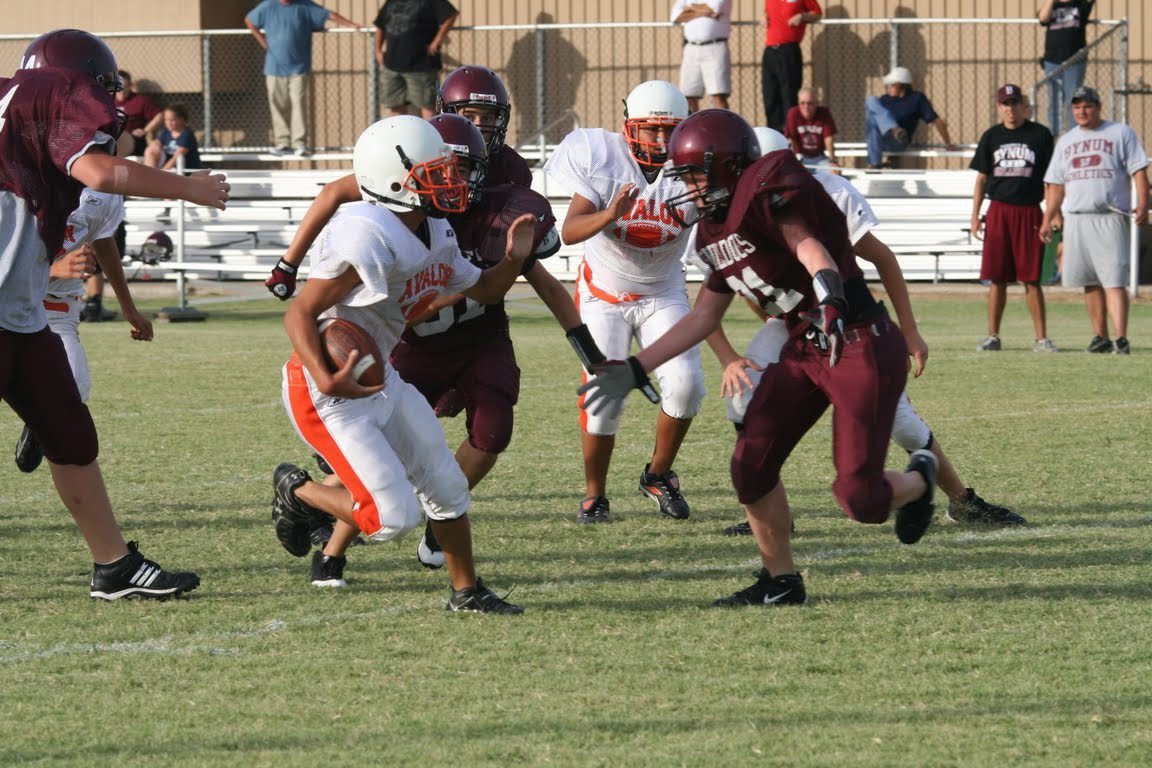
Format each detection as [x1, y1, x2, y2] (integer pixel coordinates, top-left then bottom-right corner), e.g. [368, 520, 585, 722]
[466, 399, 514, 455]
[891, 393, 932, 453]
[419, 466, 470, 522]
[655, 353, 706, 420]
[356, 492, 423, 542]
[40, 413, 99, 466]
[832, 474, 892, 524]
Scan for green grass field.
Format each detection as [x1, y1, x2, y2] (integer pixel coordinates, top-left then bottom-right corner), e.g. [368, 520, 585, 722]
[0, 285, 1149, 767]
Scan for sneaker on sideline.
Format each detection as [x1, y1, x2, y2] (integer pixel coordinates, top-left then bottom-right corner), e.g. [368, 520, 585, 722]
[976, 335, 1001, 351]
[895, 449, 938, 544]
[417, 519, 445, 569]
[310, 550, 347, 588]
[577, 495, 610, 524]
[446, 578, 523, 614]
[293, 146, 310, 157]
[1033, 338, 1058, 352]
[947, 489, 1026, 526]
[90, 541, 200, 600]
[638, 464, 690, 519]
[713, 569, 807, 607]
[14, 424, 42, 473]
[1087, 335, 1113, 353]
[270, 145, 289, 156]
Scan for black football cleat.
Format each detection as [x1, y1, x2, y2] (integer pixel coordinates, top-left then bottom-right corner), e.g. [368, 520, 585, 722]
[14, 424, 43, 473]
[417, 519, 445, 569]
[310, 550, 347, 588]
[272, 463, 323, 557]
[713, 569, 807, 607]
[90, 541, 200, 600]
[895, 449, 939, 544]
[638, 464, 690, 519]
[577, 495, 611, 524]
[446, 578, 523, 615]
[947, 489, 1026, 526]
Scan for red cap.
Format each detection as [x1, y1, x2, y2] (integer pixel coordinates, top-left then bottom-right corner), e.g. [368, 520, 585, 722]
[997, 84, 1023, 104]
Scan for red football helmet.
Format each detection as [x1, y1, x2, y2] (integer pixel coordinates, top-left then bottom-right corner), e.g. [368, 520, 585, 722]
[139, 231, 173, 265]
[20, 29, 123, 95]
[428, 113, 489, 208]
[437, 65, 511, 153]
[666, 109, 762, 223]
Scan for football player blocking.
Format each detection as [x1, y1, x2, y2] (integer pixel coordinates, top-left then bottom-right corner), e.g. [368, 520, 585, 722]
[580, 110, 947, 607]
[0, 29, 229, 600]
[711, 128, 1024, 537]
[272, 114, 575, 614]
[544, 80, 705, 524]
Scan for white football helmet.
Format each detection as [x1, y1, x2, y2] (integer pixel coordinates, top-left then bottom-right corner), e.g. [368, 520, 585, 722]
[754, 127, 791, 154]
[352, 115, 468, 216]
[623, 80, 689, 167]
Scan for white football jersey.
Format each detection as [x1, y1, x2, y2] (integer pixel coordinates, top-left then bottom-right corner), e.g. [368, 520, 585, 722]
[47, 188, 125, 299]
[308, 203, 481, 370]
[544, 128, 695, 298]
[813, 174, 879, 246]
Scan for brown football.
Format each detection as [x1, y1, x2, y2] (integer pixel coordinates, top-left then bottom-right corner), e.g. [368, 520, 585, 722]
[318, 318, 385, 387]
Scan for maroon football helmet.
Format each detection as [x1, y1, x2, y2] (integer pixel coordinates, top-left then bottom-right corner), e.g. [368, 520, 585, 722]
[139, 231, 173, 265]
[666, 109, 762, 224]
[428, 113, 489, 208]
[437, 65, 511, 153]
[20, 29, 123, 95]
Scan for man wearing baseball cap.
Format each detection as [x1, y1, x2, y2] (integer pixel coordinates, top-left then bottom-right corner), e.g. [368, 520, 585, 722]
[864, 65, 955, 169]
[969, 84, 1057, 352]
[1040, 85, 1149, 354]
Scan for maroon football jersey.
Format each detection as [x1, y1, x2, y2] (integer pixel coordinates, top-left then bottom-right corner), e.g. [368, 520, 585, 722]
[484, 144, 533, 188]
[0, 68, 120, 256]
[697, 151, 866, 324]
[398, 184, 558, 349]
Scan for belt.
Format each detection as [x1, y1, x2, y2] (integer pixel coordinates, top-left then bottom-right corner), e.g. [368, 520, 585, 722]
[580, 260, 644, 304]
[804, 319, 893, 349]
[765, 42, 800, 49]
[685, 38, 727, 46]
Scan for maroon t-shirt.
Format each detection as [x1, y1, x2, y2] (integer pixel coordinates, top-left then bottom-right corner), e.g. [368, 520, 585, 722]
[784, 105, 837, 158]
[484, 144, 533, 187]
[398, 184, 558, 349]
[0, 68, 120, 255]
[116, 91, 161, 134]
[698, 151, 865, 325]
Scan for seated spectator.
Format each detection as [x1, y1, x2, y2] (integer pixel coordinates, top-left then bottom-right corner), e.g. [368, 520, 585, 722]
[114, 70, 163, 157]
[865, 66, 955, 169]
[785, 87, 838, 168]
[144, 104, 202, 171]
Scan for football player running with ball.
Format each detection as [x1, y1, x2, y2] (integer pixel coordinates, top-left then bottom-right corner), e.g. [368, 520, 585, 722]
[544, 80, 705, 524]
[580, 110, 938, 607]
[270, 114, 603, 586]
[271, 116, 542, 613]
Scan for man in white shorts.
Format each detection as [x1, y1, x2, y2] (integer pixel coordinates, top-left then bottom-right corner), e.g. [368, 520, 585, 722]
[14, 187, 155, 473]
[710, 128, 1024, 534]
[671, 0, 731, 111]
[1040, 86, 1148, 354]
[545, 80, 705, 524]
[271, 115, 535, 613]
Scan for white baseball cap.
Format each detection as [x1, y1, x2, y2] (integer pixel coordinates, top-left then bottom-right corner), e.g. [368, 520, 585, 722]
[882, 66, 913, 86]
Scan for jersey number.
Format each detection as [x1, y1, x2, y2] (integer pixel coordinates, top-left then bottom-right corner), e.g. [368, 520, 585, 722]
[0, 86, 19, 134]
[725, 267, 805, 315]
[411, 297, 486, 336]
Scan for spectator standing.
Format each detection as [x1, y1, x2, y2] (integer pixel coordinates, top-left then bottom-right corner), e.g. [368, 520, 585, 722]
[374, 0, 459, 119]
[784, 86, 838, 168]
[114, 70, 162, 157]
[671, 0, 731, 112]
[761, 0, 821, 132]
[1041, 86, 1148, 354]
[245, 0, 360, 157]
[970, 83, 1057, 352]
[864, 66, 955, 169]
[1038, 0, 1095, 135]
[144, 104, 203, 171]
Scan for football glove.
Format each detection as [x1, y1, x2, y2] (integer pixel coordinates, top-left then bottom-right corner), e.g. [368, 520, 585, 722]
[800, 299, 847, 368]
[577, 356, 660, 419]
[266, 258, 298, 300]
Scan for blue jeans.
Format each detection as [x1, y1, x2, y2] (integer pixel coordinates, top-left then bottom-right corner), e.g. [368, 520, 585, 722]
[864, 96, 910, 166]
[1042, 58, 1087, 135]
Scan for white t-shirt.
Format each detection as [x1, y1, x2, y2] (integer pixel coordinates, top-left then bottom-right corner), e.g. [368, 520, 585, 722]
[670, 0, 731, 42]
[308, 202, 481, 370]
[1045, 120, 1149, 213]
[544, 127, 695, 298]
[48, 188, 125, 299]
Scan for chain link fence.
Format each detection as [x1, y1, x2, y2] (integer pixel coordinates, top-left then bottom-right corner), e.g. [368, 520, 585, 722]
[0, 18, 1133, 165]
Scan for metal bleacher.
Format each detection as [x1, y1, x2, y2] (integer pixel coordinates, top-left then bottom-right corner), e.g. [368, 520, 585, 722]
[121, 158, 983, 286]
